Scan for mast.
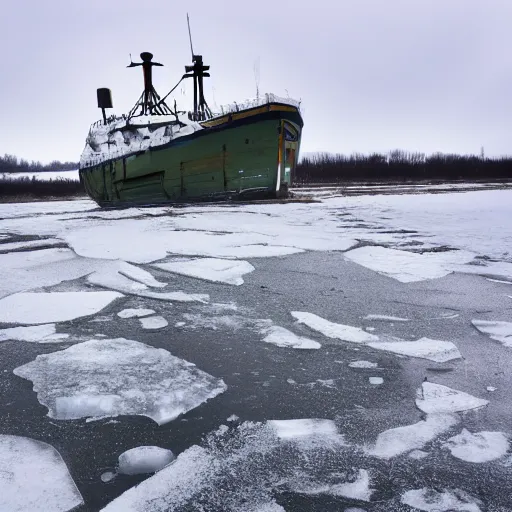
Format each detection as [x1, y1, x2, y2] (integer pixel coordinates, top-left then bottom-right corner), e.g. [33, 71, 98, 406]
[183, 14, 212, 121]
[127, 52, 173, 119]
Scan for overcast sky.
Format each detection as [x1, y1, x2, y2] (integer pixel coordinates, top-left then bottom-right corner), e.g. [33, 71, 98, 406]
[1, 0, 511, 163]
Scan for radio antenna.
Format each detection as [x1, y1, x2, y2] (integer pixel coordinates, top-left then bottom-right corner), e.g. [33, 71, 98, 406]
[187, 13, 195, 60]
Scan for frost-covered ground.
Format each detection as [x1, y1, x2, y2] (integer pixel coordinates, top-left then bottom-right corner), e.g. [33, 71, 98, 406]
[0, 187, 512, 511]
[0, 170, 79, 181]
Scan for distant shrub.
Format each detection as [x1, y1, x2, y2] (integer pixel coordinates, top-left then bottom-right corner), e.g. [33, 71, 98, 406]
[0, 176, 85, 200]
[295, 151, 512, 184]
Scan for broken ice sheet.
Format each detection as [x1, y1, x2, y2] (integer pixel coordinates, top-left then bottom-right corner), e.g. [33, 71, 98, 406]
[363, 314, 409, 322]
[366, 413, 459, 459]
[443, 429, 509, 463]
[262, 325, 321, 349]
[344, 245, 474, 283]
[401, 487, 482, 512]
[101, 419, 352, 511]
[471, 319, 512, 347]
[416, 382, 489, 414]
[368, 337, 462, 363]
[0, 324, 69, 343]
[139, 316, 168, 330]
[118, 446, 175, 475]
[154, 257, 255, 285]
[0, 435, 83, 512]
[14, 338, 226, 425]
[291, 311, 378, 343]
[117, 308, 155, 319]
[0, 291, 123, 324]
[286, 469, 373, 502]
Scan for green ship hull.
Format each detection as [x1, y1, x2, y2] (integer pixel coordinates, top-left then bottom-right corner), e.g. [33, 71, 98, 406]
[79, 103, 303, 207]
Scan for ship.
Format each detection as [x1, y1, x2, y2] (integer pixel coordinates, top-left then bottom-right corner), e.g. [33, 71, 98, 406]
[79, 22, 303, 207]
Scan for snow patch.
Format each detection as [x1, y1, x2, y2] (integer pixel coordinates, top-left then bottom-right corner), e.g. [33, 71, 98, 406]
[0, 435, 83, 511]
[14, 338, 226, 425]
[0, 291, 123, 324]
[443, 429, 509, 463]
[416, 382, 489, 414]
[118, 446, 175, 475]
[154, 258, 255, 285]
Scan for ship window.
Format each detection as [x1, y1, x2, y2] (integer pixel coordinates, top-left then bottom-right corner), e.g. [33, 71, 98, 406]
[284, 124, 298, 141]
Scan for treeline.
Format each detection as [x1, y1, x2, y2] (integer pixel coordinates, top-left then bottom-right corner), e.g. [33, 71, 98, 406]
[295, 151, 512, 184]
[0, 176, 84, 201]
[0, 154, 78, 173]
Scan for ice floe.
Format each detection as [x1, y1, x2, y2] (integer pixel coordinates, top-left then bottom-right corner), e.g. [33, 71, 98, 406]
[101, 419, 354, 511]
[117, 308, 155, 318]
[344, 246, 474, 283]
[368, 337, 462, 363]
[0, 435, 83, 511]
[154, 258, 255, 285]
[0, 238, 63, 252]
[348, 360, 378, 369]
[262, 325, 321, 349]
[472, 319, 512, 347]
[289, 469, 373, 501]
[14, 338, 226, 424]
[443, 429, 509, 463]
[363, 314, 409, 322]
[140, 316, 169, 330]
[416, 382, 489, 414]
[401, 487, 482, 512]
[0, 324, 69, 343]
[408, 449, 429, 459]
[0, 291, 123, 324]
[369, 377, 383, 385]
[101, 471, 116, 483]
[367, 414, 459, 459]
[291, 312, 378, 343]
[118, 446, 175, 475]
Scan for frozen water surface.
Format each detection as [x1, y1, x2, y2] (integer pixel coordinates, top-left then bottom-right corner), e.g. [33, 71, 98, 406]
[14, 338, 226, 424]
[0, 435, 83, 511]
[472, 319, 512, 347]
[0, 291, 123, 324]
[139, 316, 168, 330]
[344, 246, 475, 283]
[416, 382, 489, 414]
[368, 337, 462, 362]
[118, 446, 175, 475]
[363, 314, 409, 322]
[291, 312, 379, 343]
[443, 429, 509, 463]
[348, 360, 378, 368]
[367, 414, 459, 459]
[401, 487, 482, 512]
[262, 325, 321, 349]
[154, 257, 255, 285]
[117, 308, 155, 318]
[0, 324, 68, 343]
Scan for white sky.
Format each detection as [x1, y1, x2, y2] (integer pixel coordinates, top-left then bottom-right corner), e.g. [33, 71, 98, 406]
[1, 0, 511, 163]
